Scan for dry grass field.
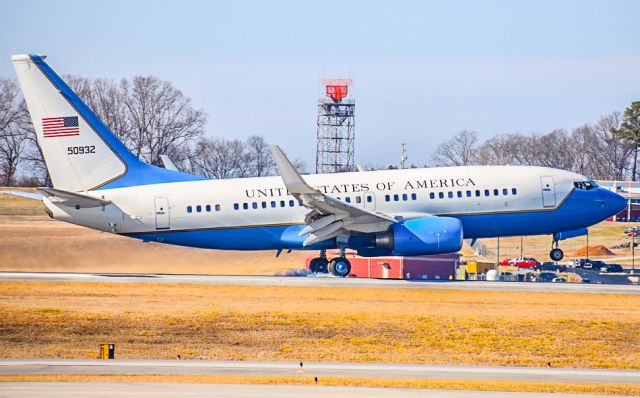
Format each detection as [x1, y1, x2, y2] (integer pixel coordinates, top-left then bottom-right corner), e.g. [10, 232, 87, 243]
[1, 280, 639, 369]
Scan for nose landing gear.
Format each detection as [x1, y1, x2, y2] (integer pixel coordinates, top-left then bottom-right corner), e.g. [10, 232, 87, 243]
[550, 240, 564, 261]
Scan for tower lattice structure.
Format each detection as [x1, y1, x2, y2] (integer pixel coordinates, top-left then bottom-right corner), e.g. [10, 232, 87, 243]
[316, 78, 355, 173]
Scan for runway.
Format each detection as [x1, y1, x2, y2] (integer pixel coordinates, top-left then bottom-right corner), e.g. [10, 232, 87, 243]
[0, 382, 626, 398]
[1, 272, 639, 293]
[2, 360, 639, 384]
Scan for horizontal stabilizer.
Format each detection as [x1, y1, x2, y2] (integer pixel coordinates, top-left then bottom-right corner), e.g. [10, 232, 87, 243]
[38, 187, 111, 208]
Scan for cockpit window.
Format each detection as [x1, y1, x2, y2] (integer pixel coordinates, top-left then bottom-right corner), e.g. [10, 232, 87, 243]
[574, 181, 598, 190]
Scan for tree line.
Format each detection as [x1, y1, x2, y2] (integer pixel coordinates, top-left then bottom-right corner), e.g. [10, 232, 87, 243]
[430, 104, 640, 181]
[0, 76, 305, 186]
[1, 73, 640, 185]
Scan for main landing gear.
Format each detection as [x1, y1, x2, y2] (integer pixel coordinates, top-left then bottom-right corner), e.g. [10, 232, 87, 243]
[550, 240, 564, 261]
[308, 249, 351, 277]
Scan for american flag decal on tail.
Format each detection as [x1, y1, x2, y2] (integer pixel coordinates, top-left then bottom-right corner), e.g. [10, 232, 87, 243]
[42, 116, 79, 138]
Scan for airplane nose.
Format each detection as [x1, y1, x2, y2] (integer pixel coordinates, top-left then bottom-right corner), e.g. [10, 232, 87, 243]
[604, 189, 627, 215]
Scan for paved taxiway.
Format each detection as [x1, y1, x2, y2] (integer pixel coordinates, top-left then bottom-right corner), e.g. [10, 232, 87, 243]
[0, 382, 629, 398]
[1, 272, 639, 293]
[2, 360, 639, 384]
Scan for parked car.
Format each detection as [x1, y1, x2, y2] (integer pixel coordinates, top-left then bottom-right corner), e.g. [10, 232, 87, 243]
[600, 264, 624, 273]
[590, 260, 606, 269]
[552, 276, 567, 283]
[497, 259, 512, 267]
[532, 272, 559, 282]
[535, 261, 563, 272]
[510, 257, 540, 268]
[573, 259, 609, 270]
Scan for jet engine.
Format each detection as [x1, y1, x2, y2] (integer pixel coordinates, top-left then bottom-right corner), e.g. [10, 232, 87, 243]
[373, 216, 463, 256]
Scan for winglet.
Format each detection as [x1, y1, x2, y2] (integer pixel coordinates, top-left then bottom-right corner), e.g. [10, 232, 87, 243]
[269, 144, 316, 194]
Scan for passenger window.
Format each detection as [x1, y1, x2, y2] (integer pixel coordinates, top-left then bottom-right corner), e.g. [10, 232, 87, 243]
[512, 188, 517, 195]
[205, 205, 211, 212]
[385, 195, 390, 202]
[243, 203, 248, 210]
[289, 200, 295, 207]
[187, 206, 192, 213]
[466, 191, 471, 198]
[356, 196, 362, 204]
[402, 193, 408, 201]
[298, 200, 303, 206]
[215, 204, 221, 211]
[280, 200, 285, 207]
[438, 192, 444, 199]
[475, 190, 480, 197]
[233, 203, 239, 210]
[448, 192, 453, 198]
[503, 188, 508, 195]
[430, 192, 435, 199]
[493, 189, 499, 196]
[196, 205, 202, 212]
[271, 201, 276, 208]
[457, 191, 462, 198]
[484, 190, 490, 197]
[261, 202, 267, 209]
[367, 195, 373, 203]
[411, 193, 417, 200]
[345, 197, 351, 203]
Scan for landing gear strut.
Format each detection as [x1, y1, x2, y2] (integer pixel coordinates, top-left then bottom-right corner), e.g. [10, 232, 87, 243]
[550, 240, 564, 261]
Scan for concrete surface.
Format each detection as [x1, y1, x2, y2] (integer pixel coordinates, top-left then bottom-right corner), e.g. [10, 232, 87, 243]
[0, 382, 631, 398]
[1, 360, 639, 384]
[1, 272, 639, 293]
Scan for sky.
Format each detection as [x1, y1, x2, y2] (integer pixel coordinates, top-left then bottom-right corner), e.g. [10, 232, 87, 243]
[3, 0, 640, 167]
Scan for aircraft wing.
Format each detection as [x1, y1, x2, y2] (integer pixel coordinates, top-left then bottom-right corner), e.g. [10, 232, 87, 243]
[270, 145, 395, 246]
[160, 155, 180, 171]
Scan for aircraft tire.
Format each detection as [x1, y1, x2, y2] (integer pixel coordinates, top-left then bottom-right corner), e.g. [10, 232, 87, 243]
[328, 257, 351, 277]
[309, 257, 329, 274]
[550, 248, 564, 261]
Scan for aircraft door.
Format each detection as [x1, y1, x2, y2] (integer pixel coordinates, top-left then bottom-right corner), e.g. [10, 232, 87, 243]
[154, 197, 170, 230]
[364, 193, 376, 210]
[540, 176, 556, 208]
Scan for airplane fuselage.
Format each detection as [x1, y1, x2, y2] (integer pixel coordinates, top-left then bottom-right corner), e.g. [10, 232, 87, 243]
[44, 164, 624, 252]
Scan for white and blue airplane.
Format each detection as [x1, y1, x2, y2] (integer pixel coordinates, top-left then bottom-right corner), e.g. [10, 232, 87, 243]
[6, 54, 626, 276]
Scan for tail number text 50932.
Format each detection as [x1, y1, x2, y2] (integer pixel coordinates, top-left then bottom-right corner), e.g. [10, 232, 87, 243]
[67, 145, 95, 155]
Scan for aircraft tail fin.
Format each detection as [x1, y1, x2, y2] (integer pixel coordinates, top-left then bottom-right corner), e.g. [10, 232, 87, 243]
[11, 54, 203, 191]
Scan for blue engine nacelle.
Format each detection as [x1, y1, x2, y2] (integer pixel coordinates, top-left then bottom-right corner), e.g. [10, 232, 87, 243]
[374, 217, 463, 256]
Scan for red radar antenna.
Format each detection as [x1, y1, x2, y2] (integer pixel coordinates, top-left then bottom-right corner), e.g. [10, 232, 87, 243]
[322, 78, 353, 103]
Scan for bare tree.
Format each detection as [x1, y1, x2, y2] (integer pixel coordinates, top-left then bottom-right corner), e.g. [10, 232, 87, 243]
[431, 130, 479, 166]
[0, 79, 28, 185]
[476, 133, 523, 165]
[246, 135, 275, 176]
[191, 138, 253, 179]
[120, 76, 206, 165]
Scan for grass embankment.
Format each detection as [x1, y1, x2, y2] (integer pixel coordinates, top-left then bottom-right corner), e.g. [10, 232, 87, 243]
[1, 281, 639, 368]
[1, 375, 640, 396]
